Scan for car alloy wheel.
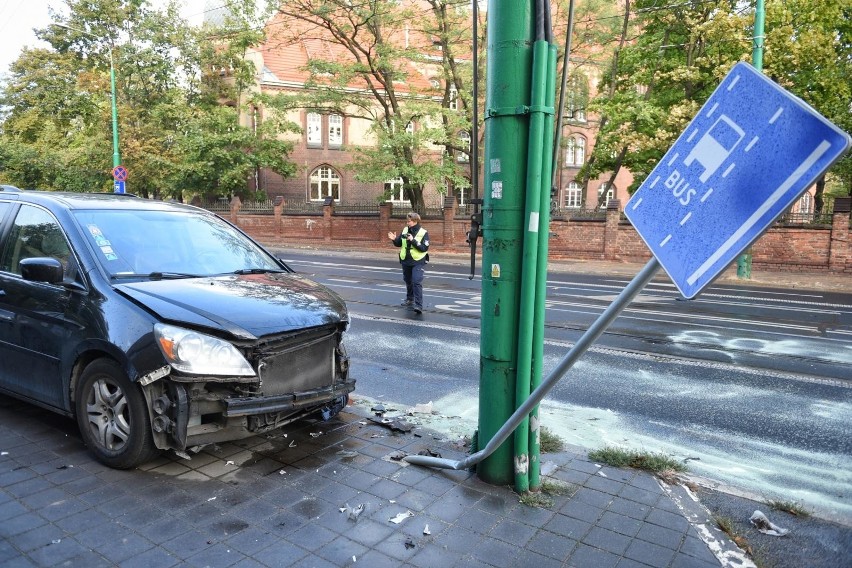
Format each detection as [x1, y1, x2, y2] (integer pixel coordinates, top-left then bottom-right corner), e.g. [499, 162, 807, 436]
[75, 359, 158, 469]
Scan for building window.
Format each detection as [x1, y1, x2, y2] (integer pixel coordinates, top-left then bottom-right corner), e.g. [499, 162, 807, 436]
[307, 112, 322, 146]
[564, 182, 582, 208]
[797, 192, 813, 215]
[328, 114, 343, 146]
[567, 73, 588, 122]
[449, 85, 458, 111]
[309, 166, 340, 201]
[385, 177, 409, 203]
[453, 179, 471, 205]
[598, 182, 615, 206]
[566, 136, 585, 166]
[457, 131, 471, 163]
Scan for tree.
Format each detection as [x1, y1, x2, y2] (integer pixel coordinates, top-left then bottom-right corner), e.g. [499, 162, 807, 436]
[0, 0, 297, 200]
[264, 0, 470, 213]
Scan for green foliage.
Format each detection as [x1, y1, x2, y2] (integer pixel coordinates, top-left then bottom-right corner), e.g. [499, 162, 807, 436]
[266, 0, 475, 212]
[588, 0, 851, 196]
[0, 0, 295, 198]
[588, 446, 687, 473]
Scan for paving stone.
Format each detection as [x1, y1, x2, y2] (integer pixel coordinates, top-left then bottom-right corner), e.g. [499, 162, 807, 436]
[0, 511, 46, 538]
[620, 484, 663, 507]
[525, 530, 577, 561]
[489, 519, 538, 547]
[315, 535, 369, 566]
[566, 542, 620, 568]
[573, 487, 615, 509]
[636, 521, 685, 550]
[581, 526, 632, 555]
[14, 524, 66, 553]
[679, 535, 720, 563]
[511, 548, 563, 568]
[560, 497, 605, 523]
[624, 538, 678, 568]
[469, 536, 520, 567]
[114, 545, 179, 568]
[409, 542, 463, 568]
[252, 540, 308, 566]
[608, 496, 652, 521]
[454, 507, 501, 535]
[670, 551, 722, 568]
[543, 512, 592, 540]
[25, 535, 89, 566]
[597, 510, 644, 538]
[435, 525, 484, 554]
[184, 542, 246, 567]
[586, 474, 629, 495]
[645, 506, 691, 533]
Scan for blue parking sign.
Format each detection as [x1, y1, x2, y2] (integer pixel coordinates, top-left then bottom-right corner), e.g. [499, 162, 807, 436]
[114, 180, 126, 194]
[625, 62, 851, 298]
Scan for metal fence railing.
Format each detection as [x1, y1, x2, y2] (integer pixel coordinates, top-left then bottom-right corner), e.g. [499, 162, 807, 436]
[240, 199, 275, 215]
[332, 202, 382, 216]
[775, 211, 832, 226]
[200, 199, 230, 213]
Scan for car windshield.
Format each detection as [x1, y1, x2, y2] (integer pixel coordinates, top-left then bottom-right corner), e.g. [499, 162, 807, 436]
[72, 208, 282, 279]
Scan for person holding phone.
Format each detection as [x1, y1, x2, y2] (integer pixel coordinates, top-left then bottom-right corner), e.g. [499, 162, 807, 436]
[387, 211, 430, 314]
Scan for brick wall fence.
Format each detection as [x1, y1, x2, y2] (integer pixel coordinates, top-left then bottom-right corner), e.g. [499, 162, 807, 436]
[218, 196, 852, 274]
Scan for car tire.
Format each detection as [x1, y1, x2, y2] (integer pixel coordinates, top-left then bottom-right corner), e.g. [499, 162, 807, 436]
[75, 359, 159, 469]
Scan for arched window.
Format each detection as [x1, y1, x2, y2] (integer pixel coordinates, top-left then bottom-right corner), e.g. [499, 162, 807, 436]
[797, 192, 813, 215]
[309, 166, 340, 201]
[598, 182, 615, 206]
[564, 182, 582, 209]
[566, 136, 586, 166]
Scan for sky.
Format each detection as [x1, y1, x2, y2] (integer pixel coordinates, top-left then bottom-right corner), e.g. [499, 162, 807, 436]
[0, 0, 213, 78]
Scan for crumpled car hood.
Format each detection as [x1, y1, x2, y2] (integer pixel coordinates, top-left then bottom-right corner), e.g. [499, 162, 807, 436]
[115, 273, 348, 340]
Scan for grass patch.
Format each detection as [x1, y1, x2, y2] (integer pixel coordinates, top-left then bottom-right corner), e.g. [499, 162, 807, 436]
[588, 446, 687, 473]
[767, 499, 810, 517]
[539, 427, 564, 453]
[519, 479, 578, 509]
[519, 492, 554, 508]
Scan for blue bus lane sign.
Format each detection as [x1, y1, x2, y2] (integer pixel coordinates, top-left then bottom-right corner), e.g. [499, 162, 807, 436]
[625, 62, 851, 299]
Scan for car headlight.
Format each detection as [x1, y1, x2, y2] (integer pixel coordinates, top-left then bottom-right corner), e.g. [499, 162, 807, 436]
[154, 323, 255, 377]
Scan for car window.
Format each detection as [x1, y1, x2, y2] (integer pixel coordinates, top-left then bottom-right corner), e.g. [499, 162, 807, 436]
[71, 209, 281, 278]
[0, 204, 78, 280]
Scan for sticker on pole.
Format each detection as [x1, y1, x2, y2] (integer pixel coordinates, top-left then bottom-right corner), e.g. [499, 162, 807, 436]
[625, 62, 850, 298]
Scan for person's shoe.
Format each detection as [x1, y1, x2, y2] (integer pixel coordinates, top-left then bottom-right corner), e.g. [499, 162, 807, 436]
[413, 306, 422, 314]
[401, 299, 413, 307]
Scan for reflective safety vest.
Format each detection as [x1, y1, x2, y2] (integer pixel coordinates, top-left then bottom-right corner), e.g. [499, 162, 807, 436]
[400, 227, 428, 261]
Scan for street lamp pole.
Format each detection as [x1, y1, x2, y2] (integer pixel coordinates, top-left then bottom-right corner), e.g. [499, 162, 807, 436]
[55, 24, 121, 172]
[108, 49, 121, 168]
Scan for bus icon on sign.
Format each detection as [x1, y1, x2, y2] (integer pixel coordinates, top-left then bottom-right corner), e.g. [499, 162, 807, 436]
[684, 115, 745, 182]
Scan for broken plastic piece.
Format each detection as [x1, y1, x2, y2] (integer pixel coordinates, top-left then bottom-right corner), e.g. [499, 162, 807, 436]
[389, 510, 414, 524]
[369, 417, 413, 433]
[417, 448, 442, 458]
[423, 524, 431, 535]
[342, 503, 365, 521]
[749, 510, 789, 536]
[310, 432, 323, 438]
[404, 537, 416, 549]
[289, 440, 296, 448]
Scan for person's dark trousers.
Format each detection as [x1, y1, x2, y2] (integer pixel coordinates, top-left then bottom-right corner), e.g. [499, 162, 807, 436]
[402, 263, 425, 309]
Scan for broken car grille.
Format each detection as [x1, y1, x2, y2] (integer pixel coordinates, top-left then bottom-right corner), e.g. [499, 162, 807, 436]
[254, 330, 337, 396]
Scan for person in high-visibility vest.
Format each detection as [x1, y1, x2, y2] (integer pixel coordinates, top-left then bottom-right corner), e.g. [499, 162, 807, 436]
[387, 211, 430, 314]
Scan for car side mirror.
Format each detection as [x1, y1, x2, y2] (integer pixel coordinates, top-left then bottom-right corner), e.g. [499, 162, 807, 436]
[20, 257, 64, 284]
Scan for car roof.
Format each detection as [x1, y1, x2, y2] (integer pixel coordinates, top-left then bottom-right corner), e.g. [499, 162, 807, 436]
[0, 190, 205, 213]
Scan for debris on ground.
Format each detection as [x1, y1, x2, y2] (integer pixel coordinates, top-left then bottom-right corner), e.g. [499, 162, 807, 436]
[540, 461, 558, 476]
[388, 510, 414, 524]
[371, 404, 386, 415]
[404, 538, 416, 549]
[340, 503, 365, 521]
[408, 401, 434, 415]
[423, 524, 431, 535]
[310, 432, 322, 438]
[749, 510, 789, 536]
[417, 448, 442, 458]
[388, 451, 408, 461]
[336, 450, 358, 459]
[368, 416, 413, 433]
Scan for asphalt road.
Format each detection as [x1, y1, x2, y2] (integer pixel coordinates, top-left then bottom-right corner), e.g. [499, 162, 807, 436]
[276, 249, 852, 525]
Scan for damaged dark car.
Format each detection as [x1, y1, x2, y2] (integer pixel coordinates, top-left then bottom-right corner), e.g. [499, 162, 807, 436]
[0, 188, 354, 468]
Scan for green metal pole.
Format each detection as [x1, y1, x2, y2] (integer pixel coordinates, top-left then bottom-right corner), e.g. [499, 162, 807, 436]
[737, 0, 764, 278]
[513, 38, 549, 493]
[528, 43, 558, 491]
[109, 50, 121, 169]
[478, 0, 533, 485]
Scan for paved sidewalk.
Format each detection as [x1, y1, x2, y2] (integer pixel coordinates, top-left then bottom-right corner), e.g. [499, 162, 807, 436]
[0, 395, 747, 568]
